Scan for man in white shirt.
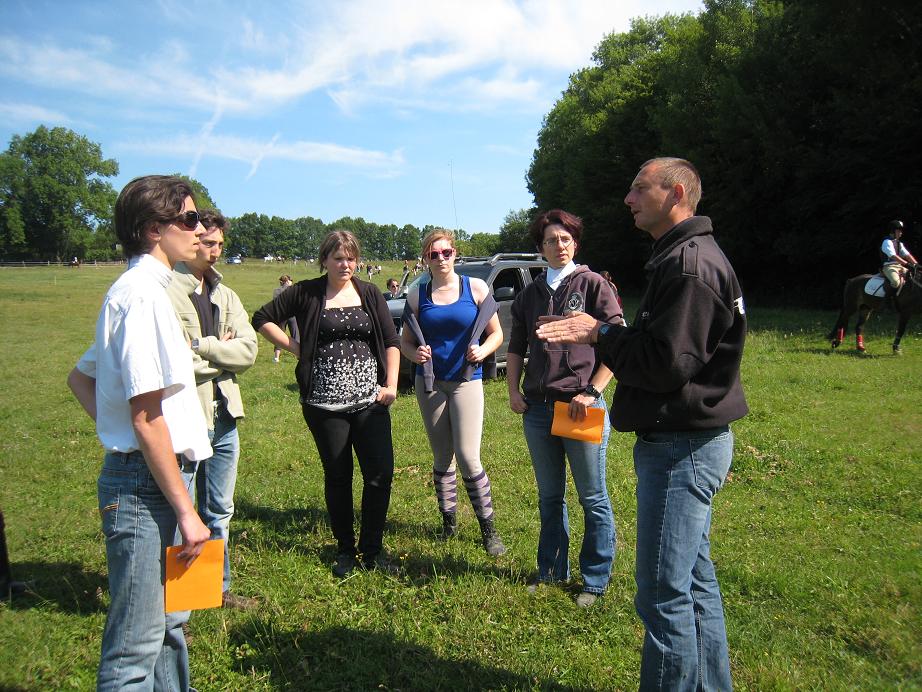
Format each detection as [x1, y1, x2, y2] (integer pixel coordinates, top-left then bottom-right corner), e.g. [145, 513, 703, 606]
[167, 209, 258, 610]
[881, 219, 918, 300]
[67, 175, 212, 692]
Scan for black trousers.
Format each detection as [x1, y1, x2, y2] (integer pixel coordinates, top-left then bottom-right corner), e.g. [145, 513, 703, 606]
[302, 402, 394, 559]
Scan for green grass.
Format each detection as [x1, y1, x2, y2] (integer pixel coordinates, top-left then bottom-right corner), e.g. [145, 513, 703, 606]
[1, 263, 920, 690]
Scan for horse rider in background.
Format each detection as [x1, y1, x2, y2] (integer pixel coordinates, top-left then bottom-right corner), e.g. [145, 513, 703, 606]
[881, 220, 917, 302]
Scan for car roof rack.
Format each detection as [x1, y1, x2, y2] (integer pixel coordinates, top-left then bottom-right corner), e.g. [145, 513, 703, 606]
[455, 253, 546, 266]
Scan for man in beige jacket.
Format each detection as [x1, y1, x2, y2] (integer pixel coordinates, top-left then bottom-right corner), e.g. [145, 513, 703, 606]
[167, 209, 258, 609]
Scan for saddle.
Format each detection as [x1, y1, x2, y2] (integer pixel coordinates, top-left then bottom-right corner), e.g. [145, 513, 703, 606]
[864, 272, 903, 298]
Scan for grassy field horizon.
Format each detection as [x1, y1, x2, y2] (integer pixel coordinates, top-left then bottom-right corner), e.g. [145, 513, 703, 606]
[1, 262, 919, 690]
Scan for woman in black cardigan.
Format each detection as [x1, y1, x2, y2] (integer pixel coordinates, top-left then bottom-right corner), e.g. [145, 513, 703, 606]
[253, 230, 400, 577]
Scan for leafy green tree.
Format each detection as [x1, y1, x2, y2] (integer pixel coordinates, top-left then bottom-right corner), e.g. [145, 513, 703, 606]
[497, 208, 537, 252]
[466, 232, 500, 256]
[173, 174, 217, 212]
[0, 126, 118, 260]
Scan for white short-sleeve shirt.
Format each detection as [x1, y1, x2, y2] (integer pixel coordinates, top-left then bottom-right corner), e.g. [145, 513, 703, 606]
[881, 238, 911, 264]
[76, 254, 212, 460]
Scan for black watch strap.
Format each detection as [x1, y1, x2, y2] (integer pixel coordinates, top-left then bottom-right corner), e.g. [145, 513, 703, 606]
[584, 384, 602, 399]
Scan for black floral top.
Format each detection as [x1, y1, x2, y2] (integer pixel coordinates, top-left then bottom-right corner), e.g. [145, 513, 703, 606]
[304, 306, 378, 411]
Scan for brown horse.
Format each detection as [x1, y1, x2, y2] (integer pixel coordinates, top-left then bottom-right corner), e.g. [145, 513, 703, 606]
[829, 264, 922, 352]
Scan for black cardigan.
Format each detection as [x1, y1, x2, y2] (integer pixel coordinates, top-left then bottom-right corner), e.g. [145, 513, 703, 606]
[252, 276, 400, 400]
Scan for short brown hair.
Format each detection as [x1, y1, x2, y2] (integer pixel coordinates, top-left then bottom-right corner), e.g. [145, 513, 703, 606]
[528, 209, 583, 251]
[318, 230, 361, 269]
[642, 157, 702, 213]
[115, 175, 194, 258]
[199, 209, 228, 232]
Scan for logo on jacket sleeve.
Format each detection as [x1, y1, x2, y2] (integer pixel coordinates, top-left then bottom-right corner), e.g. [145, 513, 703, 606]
[732, 296, 745, 316]
[566, 291, 585, 313]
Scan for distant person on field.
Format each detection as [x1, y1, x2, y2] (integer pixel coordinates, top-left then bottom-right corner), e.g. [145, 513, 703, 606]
[507, 209, 622, 608]
[166, 209, 258, 610]
[383, 278, 400, 300]
[536, 157, 747, 689]
[881, 219, 917, 300]
[66, 175, 212, 691]
[252, 230, 400, 577]
[401, 229, 507, 555]
[272, 275, 299, 363]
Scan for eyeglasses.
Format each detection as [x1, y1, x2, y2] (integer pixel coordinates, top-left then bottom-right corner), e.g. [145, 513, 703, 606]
[427, 249, 454, 260]
[543, 236, 573, 248]
[173, 211, 201, 231]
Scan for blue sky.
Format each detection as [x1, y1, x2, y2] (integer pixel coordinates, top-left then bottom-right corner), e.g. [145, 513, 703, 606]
[0, 0, 702, 235]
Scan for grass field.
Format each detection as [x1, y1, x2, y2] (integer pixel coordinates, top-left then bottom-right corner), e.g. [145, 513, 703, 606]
[1, 261, 920, 691]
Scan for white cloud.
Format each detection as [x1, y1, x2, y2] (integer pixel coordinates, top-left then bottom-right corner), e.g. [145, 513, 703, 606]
[119, 132, 405, 176]
[1, 1, 702, 119]
[0, 101, 70, 125]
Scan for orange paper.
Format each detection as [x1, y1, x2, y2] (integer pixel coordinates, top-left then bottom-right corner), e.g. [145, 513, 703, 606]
[164, 539, 224, 613]
[550, 401, 604, 444]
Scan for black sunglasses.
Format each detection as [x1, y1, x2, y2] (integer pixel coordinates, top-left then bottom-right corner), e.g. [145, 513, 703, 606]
[173, 210, 201, 231]
[427, 249, 454, 260]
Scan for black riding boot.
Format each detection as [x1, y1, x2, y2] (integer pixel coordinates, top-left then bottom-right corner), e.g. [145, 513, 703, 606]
[440, 511, 458, 541]
[477, 516, 507, 557]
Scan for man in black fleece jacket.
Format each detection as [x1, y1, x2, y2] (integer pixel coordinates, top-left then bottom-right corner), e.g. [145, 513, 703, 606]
[537, 157, 746, 691]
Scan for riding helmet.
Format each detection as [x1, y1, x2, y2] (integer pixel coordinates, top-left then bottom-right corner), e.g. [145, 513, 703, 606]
[889, 219, 905, 232]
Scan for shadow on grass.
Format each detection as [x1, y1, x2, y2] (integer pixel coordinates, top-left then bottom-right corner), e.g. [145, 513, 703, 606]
[234, 498, 517, 583]
[229, 623, 592, 691]
[801, 346, 886, 358]
[5, 560, 106, 615]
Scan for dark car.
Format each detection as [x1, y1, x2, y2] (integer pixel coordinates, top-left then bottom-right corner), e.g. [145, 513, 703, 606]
[388, 253, 547, 384]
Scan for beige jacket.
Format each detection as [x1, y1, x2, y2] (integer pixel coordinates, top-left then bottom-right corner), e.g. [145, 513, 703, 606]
[167, 262, 258, 428]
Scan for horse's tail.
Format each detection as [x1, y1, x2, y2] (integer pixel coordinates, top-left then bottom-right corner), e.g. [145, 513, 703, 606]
[828, 278, 855, 342]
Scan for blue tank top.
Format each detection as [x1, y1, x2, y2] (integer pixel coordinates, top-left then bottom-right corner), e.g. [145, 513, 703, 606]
[418, 274, 482, 381]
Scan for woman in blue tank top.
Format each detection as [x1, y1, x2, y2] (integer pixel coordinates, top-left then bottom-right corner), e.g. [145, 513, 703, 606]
[400, 230, 507, 555]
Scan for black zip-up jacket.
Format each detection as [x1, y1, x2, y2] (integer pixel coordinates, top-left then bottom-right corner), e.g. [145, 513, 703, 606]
[509, 265, 623, 401]
[597, 216, 748, 432]
[251, 276, 399, 401]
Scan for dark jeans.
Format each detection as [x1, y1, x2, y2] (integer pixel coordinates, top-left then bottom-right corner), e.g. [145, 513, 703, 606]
[301, 402, 394, 560]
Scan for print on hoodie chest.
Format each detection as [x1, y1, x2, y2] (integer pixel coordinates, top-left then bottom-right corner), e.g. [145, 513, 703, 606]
[565, 290, 585, 314]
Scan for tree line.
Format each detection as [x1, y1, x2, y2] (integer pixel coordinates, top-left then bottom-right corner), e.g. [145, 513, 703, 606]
[526, 0, 922, 301]
[0, 126, 505, 263]
[4, 1, 920, 303]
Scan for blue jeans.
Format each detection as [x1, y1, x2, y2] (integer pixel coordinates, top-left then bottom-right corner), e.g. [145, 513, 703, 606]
[96, 451, 197, 692]
[198, 403, 240, 593]
[634, 427, 734, 692]
[522, 398, 615, 594]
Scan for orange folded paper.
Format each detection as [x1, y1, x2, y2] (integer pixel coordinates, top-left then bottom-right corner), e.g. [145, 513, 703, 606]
[164, 539, 224, 613]
[550, 401, 604, 444]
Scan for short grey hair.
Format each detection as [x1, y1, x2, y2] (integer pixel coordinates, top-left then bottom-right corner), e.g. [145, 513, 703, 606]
[642, 157, 702, 213]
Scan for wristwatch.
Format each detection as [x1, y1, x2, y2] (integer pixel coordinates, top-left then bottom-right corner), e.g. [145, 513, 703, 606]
[597, 323, 613, 339]
[190, 338, 200, 351]
[584, 384, 602, 400]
